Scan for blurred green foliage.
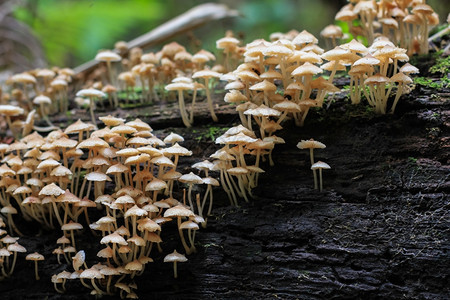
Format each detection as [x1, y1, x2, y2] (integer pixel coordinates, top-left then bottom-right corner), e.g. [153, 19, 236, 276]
[14, 0, 165, 67]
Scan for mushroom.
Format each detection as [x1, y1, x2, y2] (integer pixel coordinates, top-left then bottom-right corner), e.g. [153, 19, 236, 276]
[192, 69, 222, 122]
[164, 205, 194, 254]
[178, 172, 204, 212]
[297, 139, 326, 190]
[311, 161, 331, 192]
[75, 89, 106, 126]
[0, 105, 25, 139]
[95, 50, 122, 85]
[163, 250, 187, 279]
[165, 81, 193, 127]
[25, 252, 44, 280]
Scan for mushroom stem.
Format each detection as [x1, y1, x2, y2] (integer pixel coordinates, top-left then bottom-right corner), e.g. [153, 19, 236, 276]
[178, 90, 191, 127]
[34, 261, 40, 280]
[88, 96, 96, 127]
[189, 88, 198, 123]
[204, 79, 218, 122]
[319, 168, 323, 192]
[177, 217, 191, 254]
[390, 83, 404, 114]
[173, 261, 178, 279]
[310, 148, 318, 190]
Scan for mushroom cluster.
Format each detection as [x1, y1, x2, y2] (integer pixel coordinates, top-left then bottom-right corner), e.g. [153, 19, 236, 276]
[328, 0, 439, 55]
[0, 115, 221, 297]
[220, 30, 342, 131]
[345, 37, 418, 113]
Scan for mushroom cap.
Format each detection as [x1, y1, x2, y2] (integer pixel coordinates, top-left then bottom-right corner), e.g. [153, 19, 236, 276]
[192, 70, 222, 79]
[7, 242, 27, 253]
[364, 74, 389, 85]
[80, 268, 104, 279]
[124, 205, 148, 218]
[340, 39, 368, 54]
[216, 36, 240, 49]
[390, 72, 412, 84]
[273, 100, 301, 112]
[180, 220, 199, 230]
[77, 137, 109, 149]
[227, 167, 248, 175]
[76, 88, 106, 98]
[1, 206, 17, 214]
[162, 143, 192, 156]
[165, 82, 193, 91]
[39, 183, 65, 196]
[125, 260, 143, 271]
[164, 250, 187, 263]
[95, 51, 122, 62]
[179, 172, 203, 184]
[163, 132, 184, 144]
[244, 105, 281, 118]
[12, 73, 36, 84]
[127, 235, 146, 247]
[311, 161, 331, 170]
[0, 105, 24, 116]
[291, 62, 323, 76]
[145, 178, 168, 191]
[99, 115, 125, 126]
[65, 119, 95, 134]
[399, 63, 419, 74]
[297, 139, 326, 150]
[192, 160, 214, 171]
[111, 125, 137, 135]
[100, 232, 128, 245]
[61, 221, 83, 231]
[292, 30, 318, 46]
[137, 218, 161, 232]
[249, 80, 277, 92]
[26, 252, 44, 261]
[164, 205, 194, 218]
[33, 95, 52, 105]
[320, 24, 343, 38]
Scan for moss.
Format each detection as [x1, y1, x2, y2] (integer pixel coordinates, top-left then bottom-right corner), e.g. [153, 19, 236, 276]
[194, 126, 226, 142]
[429, 55, 450, 75]
[413, 76, 449, 89]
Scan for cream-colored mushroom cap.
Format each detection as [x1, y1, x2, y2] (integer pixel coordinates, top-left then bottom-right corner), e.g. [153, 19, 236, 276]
[95, 51, 121, 62]
[39, 183, 65, 196]
[164, 205, 194, 218]
[390, 72, 412, 84]
[100, 232, 128, 245]
[124, 205, 147, 218]
[164, 250, 187, 263]
[162, 143, 192, 156]
[165, 82, 193, 91]
[163, 132, 184, 144]
[179, 172, 203, 184]
[192, 70, 222, 79]
[291, 62, 323, 76]
[61, 221, 83, 231]
[297, 139, 326, 149]
[99, 115, 125, 126]
[0, 105, 24, 116]
[76, 89, 105, 98]
[33, 95, 52, 105]
[8, 242, 26, 253]
[12, 73, 36, 84]
[145, 178, 168, 191]
[311, 161, 331, 170]
[80, 268, 104, 279]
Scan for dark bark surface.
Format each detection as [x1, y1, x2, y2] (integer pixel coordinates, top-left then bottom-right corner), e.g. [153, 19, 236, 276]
[0, 58, 449, 300]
